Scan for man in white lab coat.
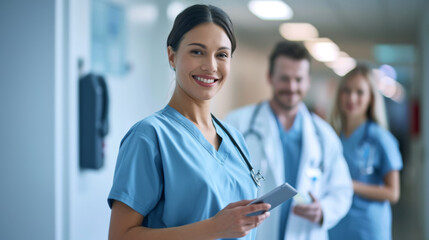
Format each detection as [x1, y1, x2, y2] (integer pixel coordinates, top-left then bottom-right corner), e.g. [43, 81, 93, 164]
[225, 41, 352, 240]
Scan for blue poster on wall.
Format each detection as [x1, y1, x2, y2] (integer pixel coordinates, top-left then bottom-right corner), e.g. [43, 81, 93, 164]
[91, 0, 127, 76]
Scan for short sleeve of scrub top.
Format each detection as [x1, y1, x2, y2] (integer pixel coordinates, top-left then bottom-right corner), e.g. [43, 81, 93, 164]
[371, 124, 403, 176]
[108, 127, 163, 217]
[107, 106, 257, 240]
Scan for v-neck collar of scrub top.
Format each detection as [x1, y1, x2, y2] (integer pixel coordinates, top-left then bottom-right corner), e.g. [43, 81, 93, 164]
[162, 105, 229, 164]
[340, 120, 368, 147]
[271, 107, 303, 141]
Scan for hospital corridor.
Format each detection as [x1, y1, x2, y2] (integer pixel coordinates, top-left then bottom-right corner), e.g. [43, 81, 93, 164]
[1, 0, 429, 239]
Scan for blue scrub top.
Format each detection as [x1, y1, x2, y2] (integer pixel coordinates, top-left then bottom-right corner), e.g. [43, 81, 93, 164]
[271, 108, 303, 240]
[329, 121, 402, 240]
[108, 105, 257, 240]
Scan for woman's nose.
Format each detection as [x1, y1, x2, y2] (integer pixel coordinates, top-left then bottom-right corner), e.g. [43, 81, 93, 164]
[201, 56, 217, 72]
[349, 92, 358, 102]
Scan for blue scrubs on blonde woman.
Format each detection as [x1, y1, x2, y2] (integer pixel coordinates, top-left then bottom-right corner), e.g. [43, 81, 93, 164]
[107, 4, 270, 240]
[328, 64, 402, 240]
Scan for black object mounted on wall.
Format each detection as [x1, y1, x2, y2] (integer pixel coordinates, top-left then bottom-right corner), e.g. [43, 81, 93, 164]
[79, 73, 109, 170]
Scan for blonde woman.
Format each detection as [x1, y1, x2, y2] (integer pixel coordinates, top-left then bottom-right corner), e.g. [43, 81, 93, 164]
[328, 64, 402, 240]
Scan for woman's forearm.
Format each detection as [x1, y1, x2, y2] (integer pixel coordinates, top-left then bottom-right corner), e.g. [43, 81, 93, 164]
[109, 201, 220, 240]
[353, 181, 398, 203]
[109, 200, 269, 240]
[353, 171, 400, 203]
[114, 218, 219, 240]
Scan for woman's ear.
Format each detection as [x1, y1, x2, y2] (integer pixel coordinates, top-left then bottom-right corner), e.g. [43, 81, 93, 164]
[167, 46, 176, 71]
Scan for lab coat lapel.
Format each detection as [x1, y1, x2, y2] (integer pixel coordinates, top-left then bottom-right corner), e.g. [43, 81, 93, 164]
[296, 104, 322, 191]
[252, 101, 285, 186]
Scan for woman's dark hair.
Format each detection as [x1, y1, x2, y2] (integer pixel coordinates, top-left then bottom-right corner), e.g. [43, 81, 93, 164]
[167, 4, 236, 54]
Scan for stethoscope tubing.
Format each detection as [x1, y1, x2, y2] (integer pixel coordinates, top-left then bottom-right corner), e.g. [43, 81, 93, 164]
[244, 103, 325, 175]
[211, 114, 264, 187]
[357, 122, 375, 175]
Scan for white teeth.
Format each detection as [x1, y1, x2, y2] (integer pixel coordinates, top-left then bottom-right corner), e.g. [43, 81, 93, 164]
[195, 76, 215, 84]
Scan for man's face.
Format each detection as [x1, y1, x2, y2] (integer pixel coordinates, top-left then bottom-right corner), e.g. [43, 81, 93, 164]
[269, 56, 311, 111]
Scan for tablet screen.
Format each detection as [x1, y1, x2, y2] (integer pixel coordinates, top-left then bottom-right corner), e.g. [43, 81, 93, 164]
[247, 183, 297, 216]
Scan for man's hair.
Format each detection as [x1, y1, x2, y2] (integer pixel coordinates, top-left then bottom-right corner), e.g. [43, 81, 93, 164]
[269, 41, 312, 75]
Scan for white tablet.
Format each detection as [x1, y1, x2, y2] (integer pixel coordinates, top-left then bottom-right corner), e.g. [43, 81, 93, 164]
[247, 183, 297, 216]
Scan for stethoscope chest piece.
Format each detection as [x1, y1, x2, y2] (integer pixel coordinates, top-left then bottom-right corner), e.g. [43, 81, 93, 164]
[251, 169, 265, 187]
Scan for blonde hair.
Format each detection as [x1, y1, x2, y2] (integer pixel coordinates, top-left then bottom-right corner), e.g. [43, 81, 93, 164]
[329, 64, 388, 135]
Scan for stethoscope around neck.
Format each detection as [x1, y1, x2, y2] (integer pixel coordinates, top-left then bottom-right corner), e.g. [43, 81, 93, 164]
[211, 114, 265, 187]
[356, 122, 375, 175]
[242, 103, 326, 184]
[243, 103, 264, 142]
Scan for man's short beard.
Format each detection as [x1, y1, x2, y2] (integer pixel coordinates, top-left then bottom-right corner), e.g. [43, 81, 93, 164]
[273, 93, 296, 111]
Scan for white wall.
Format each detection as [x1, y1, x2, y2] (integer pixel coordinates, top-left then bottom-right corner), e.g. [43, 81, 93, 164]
[0, 0, 61, 239]
[66, 0, 173, 239]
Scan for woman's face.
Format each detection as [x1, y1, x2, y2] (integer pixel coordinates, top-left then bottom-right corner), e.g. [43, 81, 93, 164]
[339, 74, 372, 120]
[168, 22, 232, 102]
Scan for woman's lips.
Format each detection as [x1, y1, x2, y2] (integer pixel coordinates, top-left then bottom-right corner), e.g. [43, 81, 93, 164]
[193, 75, 219, 87]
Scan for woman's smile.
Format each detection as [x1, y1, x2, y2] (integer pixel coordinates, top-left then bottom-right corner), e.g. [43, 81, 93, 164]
[193, 75, 219, 87]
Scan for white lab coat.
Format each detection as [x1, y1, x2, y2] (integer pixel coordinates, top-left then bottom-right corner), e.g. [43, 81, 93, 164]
[225, 101, 352, 240]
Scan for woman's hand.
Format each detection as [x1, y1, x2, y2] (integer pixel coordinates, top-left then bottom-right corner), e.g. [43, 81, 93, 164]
[209, 200, 271, 238]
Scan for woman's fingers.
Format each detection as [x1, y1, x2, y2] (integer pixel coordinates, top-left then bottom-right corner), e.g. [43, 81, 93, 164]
[242, 202, 271, 215]
[225, 200, 270, 217]
[245, 211, 270, 226]
[224, 199, 253, 209]
[211, 201, 271, 238]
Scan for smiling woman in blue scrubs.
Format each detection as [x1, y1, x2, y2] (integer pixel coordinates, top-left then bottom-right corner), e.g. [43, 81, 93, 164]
[329, 64, 402, 240]
[107, 4, 270, 240]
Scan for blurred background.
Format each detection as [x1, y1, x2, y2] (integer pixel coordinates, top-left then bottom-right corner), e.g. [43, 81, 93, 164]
[1, 0, 428, 239]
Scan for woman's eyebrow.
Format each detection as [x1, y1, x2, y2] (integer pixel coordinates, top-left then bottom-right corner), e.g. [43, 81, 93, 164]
[188, 43, 206, 49]
[218, 46, 231, 51]
[187, 43, 231, 51]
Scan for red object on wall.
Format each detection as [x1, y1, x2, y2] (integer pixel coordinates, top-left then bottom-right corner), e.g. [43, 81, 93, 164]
[411, 100, 420, 137]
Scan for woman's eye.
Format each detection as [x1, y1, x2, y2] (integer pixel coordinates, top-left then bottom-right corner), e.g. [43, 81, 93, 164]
[190, 50, 202, 55]
[217, 52, 229, 58]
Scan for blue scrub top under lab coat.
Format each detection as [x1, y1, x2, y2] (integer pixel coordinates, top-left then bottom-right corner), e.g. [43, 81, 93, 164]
[108, 105, 257, 240]
[329, 121, 402, 240]
[271, 109, 303, 240]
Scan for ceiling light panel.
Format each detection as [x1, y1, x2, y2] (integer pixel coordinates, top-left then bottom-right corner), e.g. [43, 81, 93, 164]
[325, 52, 356, 76]
[248, 0, 293, 20]
[304, 38, 340, 62]
[279, 23, 318, 41]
